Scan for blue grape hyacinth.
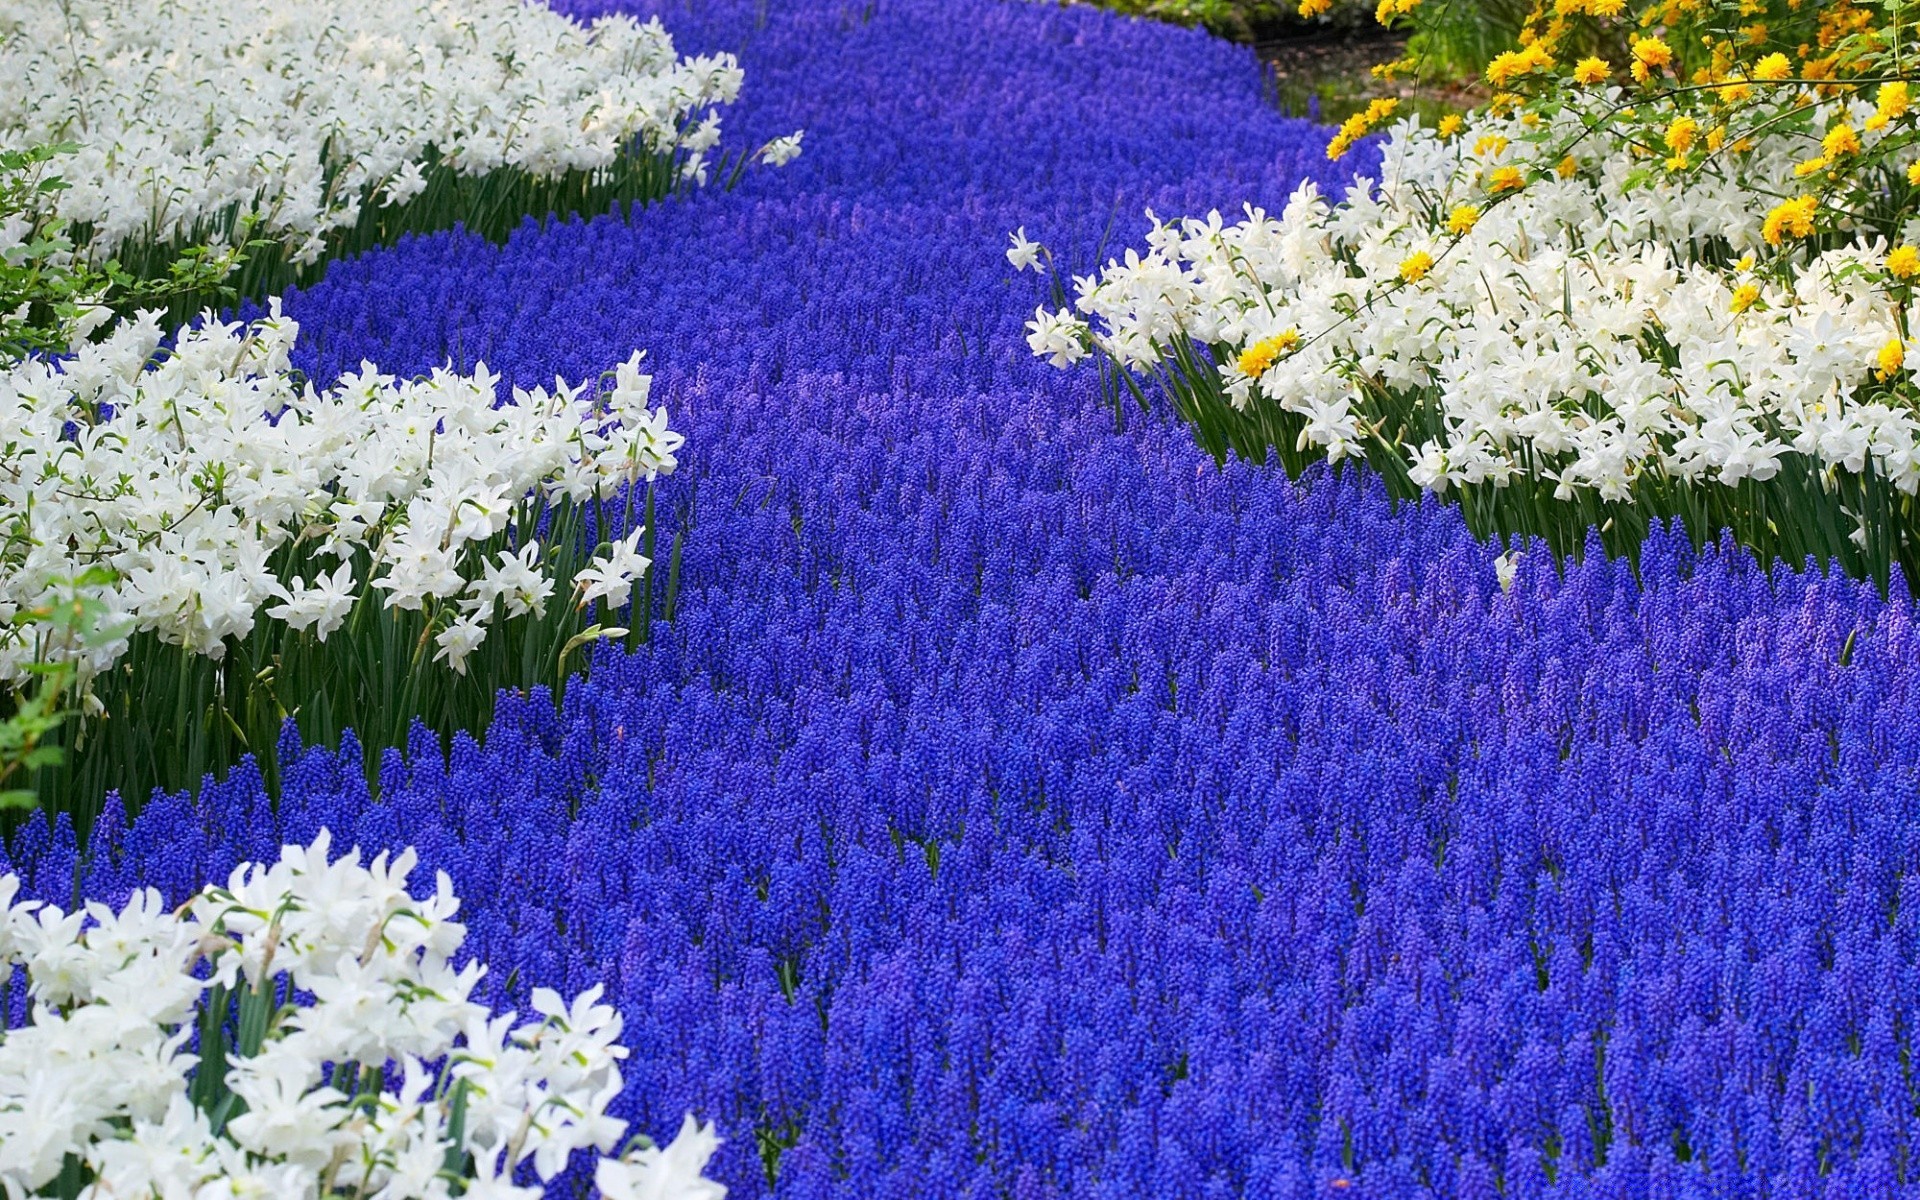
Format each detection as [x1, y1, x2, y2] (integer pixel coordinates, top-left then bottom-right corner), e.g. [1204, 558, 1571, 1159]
[11, 0, 1920, 1196]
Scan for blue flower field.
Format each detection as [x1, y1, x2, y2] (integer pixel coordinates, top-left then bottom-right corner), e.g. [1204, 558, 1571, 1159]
[11, 0, 1920, 1195]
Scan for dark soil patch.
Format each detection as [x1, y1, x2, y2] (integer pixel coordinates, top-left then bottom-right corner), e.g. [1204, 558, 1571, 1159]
[1257, 28, 1482, 124]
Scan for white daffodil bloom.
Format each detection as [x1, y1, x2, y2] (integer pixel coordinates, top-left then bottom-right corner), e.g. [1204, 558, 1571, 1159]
[1029, 101, 1920, 510]
[0, 305, 683, 691]
[0, 833, 723, 1198]
[0, 0, 782, 262]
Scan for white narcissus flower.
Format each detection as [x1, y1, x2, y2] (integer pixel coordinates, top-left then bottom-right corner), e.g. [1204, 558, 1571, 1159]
[433, 616, 489, 675]
[1040, 102, 1920, 510]
[595, 1115, 728, 1200]
[1025, 307, 1090, 369]
[0, 0, 758, 262]
[1005, 227, 1044, 272]
[0, 305, 682, 691]
[758, 131, 806, 167]
[0, 834, 719, 1198]
[576, 528, 653, 611]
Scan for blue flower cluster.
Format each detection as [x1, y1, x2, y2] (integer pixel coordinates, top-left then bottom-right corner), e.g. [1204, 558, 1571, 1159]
[12, 0, 1920, 1196]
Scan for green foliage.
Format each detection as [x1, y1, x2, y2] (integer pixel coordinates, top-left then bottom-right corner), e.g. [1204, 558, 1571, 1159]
[0, 572, 123, 813]
[31, 482, 688, 832]
[0, 144, 242, 360]
[1399, 0, 1532, 82]
[1133, 336, 1920, 589]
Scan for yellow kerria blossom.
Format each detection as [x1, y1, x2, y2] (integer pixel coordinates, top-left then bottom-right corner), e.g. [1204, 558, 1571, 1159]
[1822, 123, 1860, 158]
[1592, 0, 1623, 14]
[1879, 81, 1911, 121]
[1734, 254, 1755, 272]
[1793, 156, 1829, 178]
[1880, 338, 1906, 378]
[1237, 329, 1301, 378]
[1665, 152, 1690, 171]
[1555, 154, 1579, 178]
[1446, 205, 1482, 235]
[1486, 50, 1531, 87]
[1298, 0, 1332, 15]
[1887, 245, 1920, 279]
[1910, 161, 1920, 186]
[1761, 195, 1817, 245]
[1474, 133, 1510, 157]
[1665, 116, 1699, 153]
[1632, 36, 1673, 69]
[1706, 125, 1726, 152]
[1489, 165, 1527, 193]
[1753, 52, 1791, 81]
[1729, 283, 1761, 313]
[1437, 114, 1464, 138]
[1326, 97, 1400, 160]
[1573, 56, 1609, 84]
[1399, 251, 1435, 282]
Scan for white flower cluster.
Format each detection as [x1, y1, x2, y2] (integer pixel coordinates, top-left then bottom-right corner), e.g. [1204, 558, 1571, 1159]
[0, 0, 750, 261]
[0, 306, 683, 686]
[1025, 102, 1920, 506]
[0, 831, 721, 1199]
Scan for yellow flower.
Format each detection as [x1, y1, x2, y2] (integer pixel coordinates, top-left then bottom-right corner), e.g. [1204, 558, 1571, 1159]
[1399, 251, 1435, 282]
[1555, 154, 1579, 178]
[1573, 56, 1609, 84]
[1665, 116, 1699, 153]
[1822, 123, 1860, 158]
[1793, 156, 1829, 178]
[1592, 0, 1624, 14]
[1664, 152, 1690, 171]
[1298, 0, 1332, 15]
[1753, 52, 1791, 81]
[1760, 194, 1817, 246]
[1910, 161, 1920, 186]
[1474, 133, 1511, 157]
[1489, 165, 1527, 193]
[1631, 36, 1673, 70]
[1446, 204, 1482, 235]
[1879, 337, 1906, 378]
[1734, 254, 1754, 272]
[1887, 245, 1920, 279]
[1438, 114, 1464, 138]
[1237, 329, 1301, 378]
[1486, 50, 1531, 87]
[1729, 282, 1761, 313]
[1879, 81, 1912, 121]
[1719, 81, 1753, 103]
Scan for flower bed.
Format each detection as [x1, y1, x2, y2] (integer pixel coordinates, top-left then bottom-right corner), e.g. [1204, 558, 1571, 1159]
[0, 0, 1912, 1195]
[0, 0, 792, 317]
[0, 833, 724, 1197]
[1028, 2, 1920, 586]
[1, 303, 682, 818]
